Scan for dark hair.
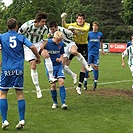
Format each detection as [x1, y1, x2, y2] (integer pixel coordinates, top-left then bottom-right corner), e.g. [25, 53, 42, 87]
[76, 13, 86, 20]
[35, 12, 48, 22]
[7, 18, 18, 29]
[48, 20, 57, 28]
[92, 21, 100, 27]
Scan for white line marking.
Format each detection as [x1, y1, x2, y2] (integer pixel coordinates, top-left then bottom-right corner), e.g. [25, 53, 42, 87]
[7, 79, 132, 95]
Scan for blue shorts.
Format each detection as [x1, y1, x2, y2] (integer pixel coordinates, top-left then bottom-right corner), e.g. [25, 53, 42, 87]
[88, 53, 99, 66]
[46, 65, 65, 81]
[0, 70, 24, 91]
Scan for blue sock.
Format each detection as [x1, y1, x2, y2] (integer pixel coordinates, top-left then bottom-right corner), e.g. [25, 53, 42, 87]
[18, 100, 25, 121]
[59, 86, 66, 104]
[1, 99, 8, 122]
[93, 69, 98, 81]
[51, 90, 57, 104]
[85, 71, 89, 78]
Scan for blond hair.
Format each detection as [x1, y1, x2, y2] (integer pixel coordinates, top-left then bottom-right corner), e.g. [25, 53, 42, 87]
[53, 31, 64, 40]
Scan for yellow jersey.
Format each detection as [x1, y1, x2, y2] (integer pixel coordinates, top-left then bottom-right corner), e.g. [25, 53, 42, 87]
[64, 22, 90, 44]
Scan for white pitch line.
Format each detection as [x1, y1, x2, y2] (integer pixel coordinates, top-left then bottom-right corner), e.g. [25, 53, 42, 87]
[7, 79, 132, 95]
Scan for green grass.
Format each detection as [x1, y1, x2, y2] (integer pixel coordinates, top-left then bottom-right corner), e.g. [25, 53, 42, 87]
[0, 53, 133, 133]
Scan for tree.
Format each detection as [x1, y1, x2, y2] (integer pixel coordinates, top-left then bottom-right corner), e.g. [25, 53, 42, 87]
[121, 0, 133, 26]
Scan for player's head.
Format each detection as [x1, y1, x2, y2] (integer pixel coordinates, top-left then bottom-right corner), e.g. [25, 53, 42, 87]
[49, 21, 58, 34]
[92, 21, 99, 32]
[35, 12, 48, 27]
[53, 31, 64, 44]
[76, 13, 86, 26]
[7, 18, 18, 30]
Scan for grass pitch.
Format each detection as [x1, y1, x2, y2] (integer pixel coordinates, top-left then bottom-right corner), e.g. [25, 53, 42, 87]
[0, 53, 132, 133]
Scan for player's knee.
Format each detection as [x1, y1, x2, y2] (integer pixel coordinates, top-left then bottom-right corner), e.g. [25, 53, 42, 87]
[58, 79, 64, 86]
[41, 49, 49, 59]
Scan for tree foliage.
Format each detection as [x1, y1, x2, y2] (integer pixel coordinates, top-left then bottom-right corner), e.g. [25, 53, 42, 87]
[121, 0, 133, 26]
[0, 0, 133, 42]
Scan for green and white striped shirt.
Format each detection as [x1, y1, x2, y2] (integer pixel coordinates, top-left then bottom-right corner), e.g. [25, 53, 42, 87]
[19, 20, 48, 44]
[122, 45, 133, 66]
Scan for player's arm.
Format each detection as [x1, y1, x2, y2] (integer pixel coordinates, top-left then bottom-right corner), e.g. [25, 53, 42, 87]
[100, 40, 104, 55]
[122, 49, 127, 67]
[18, 21, 29, 33]
[61, 13, 67, 27]
[68, 23, 90, 32]
[39, 40, 50, 59]
[56, 54, 64, 63]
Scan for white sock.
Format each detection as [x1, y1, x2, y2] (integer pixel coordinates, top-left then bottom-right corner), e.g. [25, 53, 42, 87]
[31, 69, 40, 91]
[45, 57, 54, 78]
[64, 65, 74, 76]
[76, 53, 88, 67]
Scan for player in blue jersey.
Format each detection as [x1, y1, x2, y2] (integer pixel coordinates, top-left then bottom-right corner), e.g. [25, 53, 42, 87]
[126, 35, 133, 47]
[87, 21, 104, 91]
[40, 31, 67, 109]
[0, 18, 41, 130]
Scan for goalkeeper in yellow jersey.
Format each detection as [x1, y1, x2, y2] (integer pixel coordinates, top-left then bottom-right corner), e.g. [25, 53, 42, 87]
[61, 13, 90, 95]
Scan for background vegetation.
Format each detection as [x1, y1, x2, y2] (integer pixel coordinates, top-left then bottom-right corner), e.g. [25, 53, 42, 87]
[0, 0, 133, 42]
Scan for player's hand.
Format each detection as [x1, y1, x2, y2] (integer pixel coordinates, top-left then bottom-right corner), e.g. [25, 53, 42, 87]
[61, 13, 67, 20]
[35, 58, 41, 64]
[122, 63, 125, 67]
[56, 58, 62, 63]
[101, 51, 105, 55]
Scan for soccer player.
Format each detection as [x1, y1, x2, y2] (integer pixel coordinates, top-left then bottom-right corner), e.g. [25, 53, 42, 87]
[87, 21, 104, 91]
[48, 21, 91, 85]
[40, 31, 67, 109]
[18, 12, 56, 98]
[0, 18, 41, 129]
[122, 41, 133, 89]
[61, 13, 90, 95]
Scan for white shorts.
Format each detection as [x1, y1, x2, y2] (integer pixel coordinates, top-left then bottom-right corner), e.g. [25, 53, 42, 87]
[24, 41, 43, 62]
[63, 42, 77, 58]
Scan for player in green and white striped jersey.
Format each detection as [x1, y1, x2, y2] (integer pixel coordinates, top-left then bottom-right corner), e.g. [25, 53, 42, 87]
[122, 43, 133, 88]
[18, 12, 56, 98]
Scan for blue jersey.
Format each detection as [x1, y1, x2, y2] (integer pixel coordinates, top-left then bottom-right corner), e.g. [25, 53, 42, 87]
[127, 41, 132, 48]
[44, 38, 64, 66]
[88, 31, 103, 55]
[0, 30, 33, 71]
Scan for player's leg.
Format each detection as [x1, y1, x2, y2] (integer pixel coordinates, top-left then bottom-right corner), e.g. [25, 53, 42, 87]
[51, 83, 58, 109]
[63, 57, 77, 84]
[75, 45, 88, 95]
[0, 89, 9, 129]
[70, 45, 91, 71]
[63, 44, 77, 84]
[30, 60, 42, 98]
[129, 65, 133, 89]
[84, 71, 89, 90]
[57, 66, 67, 109]
[41, 49, 57, 83]
[24, 49, 42, 98]
[93, 55, 99, 91]
[15, 89, 25, 130]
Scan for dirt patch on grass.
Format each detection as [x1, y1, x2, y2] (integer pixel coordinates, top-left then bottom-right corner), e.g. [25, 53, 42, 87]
[86, 89, 132, 97]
